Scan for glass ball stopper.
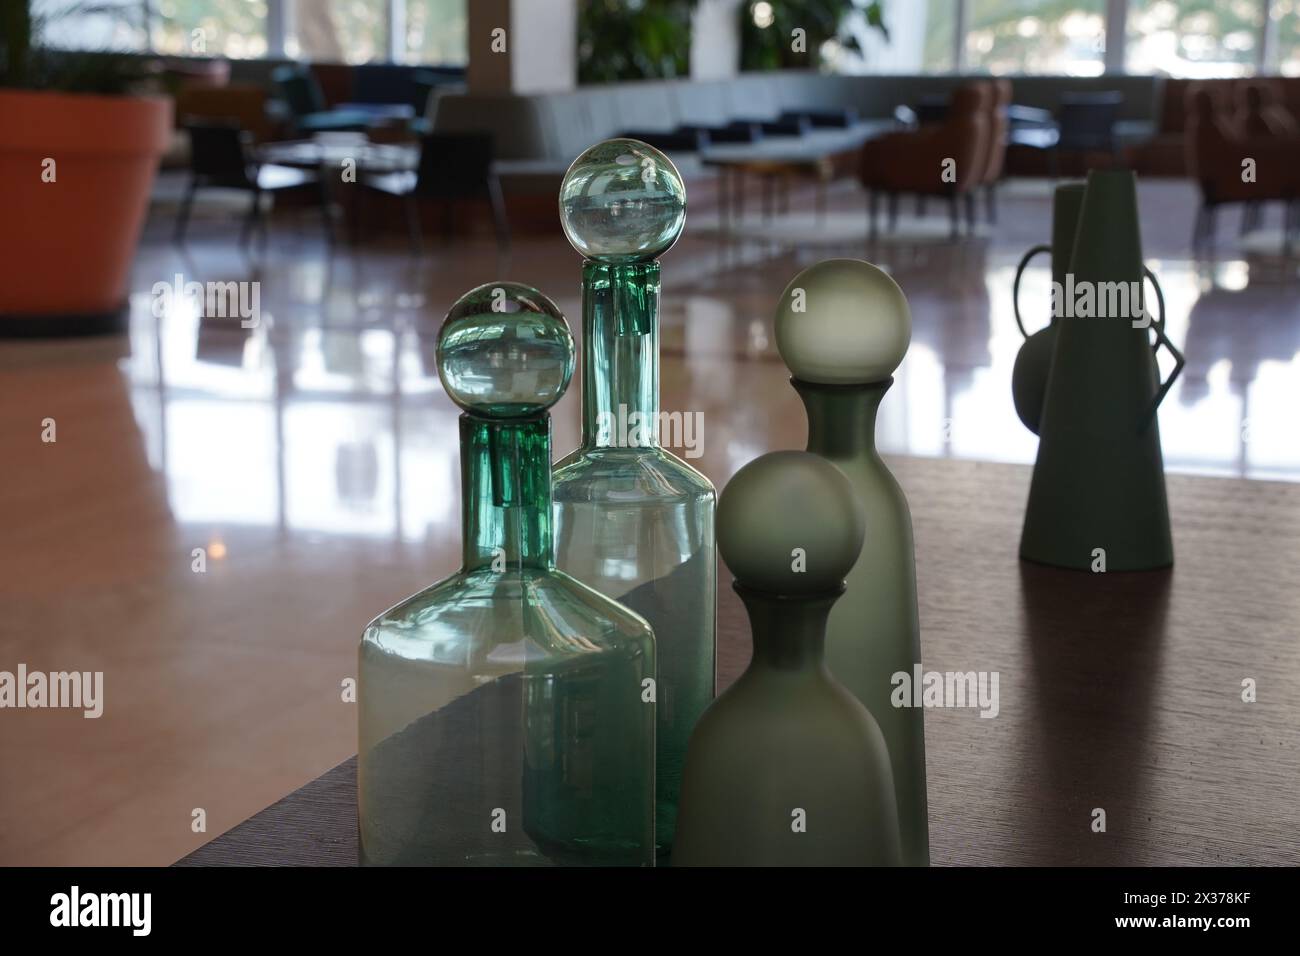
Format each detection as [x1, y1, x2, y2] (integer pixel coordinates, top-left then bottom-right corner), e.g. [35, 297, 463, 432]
[774, 258, 912, 385]
[717, 450, 865, 596]
[436, 281, 575, 419]
[559, 138, 687, 262]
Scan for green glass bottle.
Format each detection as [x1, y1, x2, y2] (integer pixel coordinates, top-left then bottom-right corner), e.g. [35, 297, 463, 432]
[552, 139, 717, 859]
[358, 281, 656, 866]
[774, 259, 930, 866]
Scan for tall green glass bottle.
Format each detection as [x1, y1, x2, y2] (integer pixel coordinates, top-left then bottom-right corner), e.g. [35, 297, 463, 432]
[774, 259, 930, 866]
[358, 282, 656, 866]
[552, 139, 717, 858]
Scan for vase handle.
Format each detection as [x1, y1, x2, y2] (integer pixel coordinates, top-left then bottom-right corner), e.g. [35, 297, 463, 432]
[1012, 244, 1053, 340]
[1138, 311, 1184, 434]
[1143, 266, 1166, 349]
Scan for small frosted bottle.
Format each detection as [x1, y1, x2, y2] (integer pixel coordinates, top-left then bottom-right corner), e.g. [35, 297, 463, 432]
[774, 259, 930, 866]
[673, 451, 902, 867]
[358, 282, 656, 866]
[552, 139, 717, 858]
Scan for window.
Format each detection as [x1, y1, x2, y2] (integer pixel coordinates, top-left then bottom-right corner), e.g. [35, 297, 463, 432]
[33, 0, 148, 53]
[1269, 0, 1300, 75]
[404, 0, 469, 65]
[921, 0, 959, 72]
[286, 0, 389, 64]
[965, 0, 1106, 76]
[1126, 0, 1264, 76]
[151, 0, 269, 59]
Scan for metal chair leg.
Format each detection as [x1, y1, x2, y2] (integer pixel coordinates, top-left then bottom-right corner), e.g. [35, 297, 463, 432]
[318, 180, 334, 245]
[1191, 203, 1209, 250]
[174, 178, 198, 243]
[487, 176, 510, 251]
[403, 192, 423, 254]
[240, 187, 261, 246]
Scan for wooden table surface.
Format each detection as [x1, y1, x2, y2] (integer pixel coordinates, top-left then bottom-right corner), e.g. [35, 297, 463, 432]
[178, 456, 1300, 866]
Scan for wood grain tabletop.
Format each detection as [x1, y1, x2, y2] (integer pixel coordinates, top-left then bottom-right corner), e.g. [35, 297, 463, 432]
[177, 455, 1300, 866]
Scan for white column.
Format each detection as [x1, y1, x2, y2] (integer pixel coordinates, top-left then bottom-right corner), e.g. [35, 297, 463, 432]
[266, 0, 288, 57]
[468, 0, 577, 93]
[1103, 0, 1127, 74]
[1260, 0, 1278, 73]
[691, 0, 742, 80]
[388, 0, 406, 64]
[953, 0, 968, 72]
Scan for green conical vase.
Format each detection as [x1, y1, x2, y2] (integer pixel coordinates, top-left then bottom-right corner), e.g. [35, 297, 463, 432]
[1020, 170, 1180, 571]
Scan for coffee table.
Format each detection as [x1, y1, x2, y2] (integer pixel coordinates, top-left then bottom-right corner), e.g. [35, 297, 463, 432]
[702, 122, 892, 231]
[177, 456, 1300, 866]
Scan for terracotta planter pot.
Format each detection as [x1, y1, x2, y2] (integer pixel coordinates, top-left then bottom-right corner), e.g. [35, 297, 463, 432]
[0, 90, 172, 335]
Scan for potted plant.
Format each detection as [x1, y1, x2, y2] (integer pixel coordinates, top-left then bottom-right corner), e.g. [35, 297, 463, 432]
[740, 0, 888, 71]
[0, 1, 172, 336]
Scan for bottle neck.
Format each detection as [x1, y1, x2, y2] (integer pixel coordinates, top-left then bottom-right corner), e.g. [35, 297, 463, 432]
[735, 583, 839, 672]
[580, 260, 660, 449]
[792, 377, 892, 459]
[460, 414, 553, 573]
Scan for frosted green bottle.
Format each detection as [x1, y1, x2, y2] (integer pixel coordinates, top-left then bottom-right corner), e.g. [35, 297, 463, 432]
[552, 139, 717, 859]
[673, 451, 902, 867]
[358, 282, 656, 866]
[774, 259, 929, 866]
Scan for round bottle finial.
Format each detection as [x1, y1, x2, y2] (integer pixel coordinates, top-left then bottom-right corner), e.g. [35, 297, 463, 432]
[774, 259, 911, 384]
[717, 451, 865, 595]
[436, 282, 575, 418]
[559, 138, 686, 262]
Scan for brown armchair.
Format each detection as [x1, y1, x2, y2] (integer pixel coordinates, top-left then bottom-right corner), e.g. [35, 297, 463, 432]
[859, 82, 991, 238]
[1186, 87, 1300, 249]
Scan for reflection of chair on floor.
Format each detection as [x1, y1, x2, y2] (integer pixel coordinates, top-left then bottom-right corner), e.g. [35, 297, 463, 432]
[1179, 263, 1300, 406]
[175, 121, 327, 245]
[355, 132, 509, 253]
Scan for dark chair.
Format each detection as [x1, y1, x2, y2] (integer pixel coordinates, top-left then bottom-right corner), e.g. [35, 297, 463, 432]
[356, 132, 509, 252]
[271, 65, 375, 135]
[1051, 91, 1123, 175]
[174, 120, 324, 245]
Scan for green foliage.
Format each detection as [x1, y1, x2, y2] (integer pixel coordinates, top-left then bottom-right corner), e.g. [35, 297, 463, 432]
[578, 0, 699, 85]
[1, 1, 153, 94]
[740, 0, 887, 71]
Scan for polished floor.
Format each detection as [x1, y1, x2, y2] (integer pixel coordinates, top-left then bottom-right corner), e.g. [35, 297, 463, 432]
[2, 175, 1299, 864]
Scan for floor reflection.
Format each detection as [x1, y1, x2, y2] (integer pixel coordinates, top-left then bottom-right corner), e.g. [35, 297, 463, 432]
[111, 179, 1300, 547]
